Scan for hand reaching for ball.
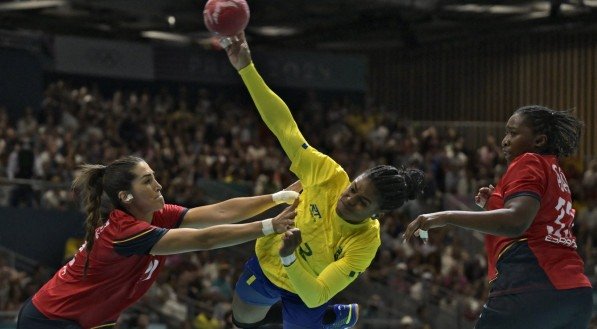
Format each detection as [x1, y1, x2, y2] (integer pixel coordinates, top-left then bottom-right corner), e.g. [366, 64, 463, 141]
[222, 32, 252, 71]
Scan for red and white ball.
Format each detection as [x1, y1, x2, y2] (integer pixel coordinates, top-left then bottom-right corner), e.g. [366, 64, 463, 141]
[203, 0, 250, 36]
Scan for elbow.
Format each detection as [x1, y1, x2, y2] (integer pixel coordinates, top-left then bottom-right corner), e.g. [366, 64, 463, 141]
[302, 288, 330, 308]
[502, 221, 531, 237]
[499, 209, 533, 237]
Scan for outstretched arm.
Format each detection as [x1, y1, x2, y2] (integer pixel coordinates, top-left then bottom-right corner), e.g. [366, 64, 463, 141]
[180, 190, 298, 229]
[151, 203, 297, 255]
[404, 196, 539, 241]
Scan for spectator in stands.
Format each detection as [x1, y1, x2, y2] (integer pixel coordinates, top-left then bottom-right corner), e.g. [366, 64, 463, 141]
[17, 155, 298, 329]
[223, 32, 426, 329]
[7, 138, 37, 208]
[405, 106, 592, 328]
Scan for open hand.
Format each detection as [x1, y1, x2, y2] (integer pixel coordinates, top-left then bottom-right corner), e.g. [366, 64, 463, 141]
[475, 184, 495, 209]
[271, 201, 298, 233]
[279, 228, 302, 257]
[221, 31, 252, 71]
[403, 212, 448, 243]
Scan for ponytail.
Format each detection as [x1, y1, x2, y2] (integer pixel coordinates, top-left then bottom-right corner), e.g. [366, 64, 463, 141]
[72, 164, 106, 278]
[71, 156, 144, 278]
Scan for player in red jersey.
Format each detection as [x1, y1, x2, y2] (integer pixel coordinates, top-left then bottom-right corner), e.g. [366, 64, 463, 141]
[17, 156, 298, 329]
[404, 105, 592, 329]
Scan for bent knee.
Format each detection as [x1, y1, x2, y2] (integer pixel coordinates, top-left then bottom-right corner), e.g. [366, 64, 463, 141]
[232, 293, 270, 324]
[232, 313, 263, 329]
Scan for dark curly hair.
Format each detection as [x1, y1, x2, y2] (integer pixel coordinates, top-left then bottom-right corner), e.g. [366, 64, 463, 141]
[362, 165, 425, 212]
[514, 105, 583, 157]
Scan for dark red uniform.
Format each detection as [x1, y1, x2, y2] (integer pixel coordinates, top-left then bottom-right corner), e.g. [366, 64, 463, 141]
[477, 153, 592, 329]
[485, 153, 590, 291]
[31, 204, 187, 328]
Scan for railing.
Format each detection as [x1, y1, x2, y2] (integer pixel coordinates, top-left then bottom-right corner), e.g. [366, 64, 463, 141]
[0, 246, 39, 275]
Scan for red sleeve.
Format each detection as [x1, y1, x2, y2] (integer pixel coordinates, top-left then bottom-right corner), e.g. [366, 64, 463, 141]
[151, 204, 188, 229]
[501, 153, 546, 202]
[109, 215, 167, 256]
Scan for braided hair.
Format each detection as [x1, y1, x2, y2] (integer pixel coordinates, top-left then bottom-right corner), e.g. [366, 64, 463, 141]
[514, 105, 583, 158]
[71, 156, 143, 277]
[362, 165, 425, 212]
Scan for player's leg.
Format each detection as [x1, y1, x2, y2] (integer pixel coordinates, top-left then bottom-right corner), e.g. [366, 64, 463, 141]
[279, 292, 328, 329]
[475, 287, 593, 329]
[17, 298, 83, 329]
[232, 256, 281, 327]
[553, 287, 592, 329]
[232, 292, 275, 327]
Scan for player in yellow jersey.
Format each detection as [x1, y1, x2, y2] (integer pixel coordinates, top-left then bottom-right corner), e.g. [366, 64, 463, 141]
[222, 33, 425, 329]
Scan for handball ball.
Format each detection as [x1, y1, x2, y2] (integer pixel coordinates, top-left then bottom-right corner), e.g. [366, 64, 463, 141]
[203, 0, 250, 36]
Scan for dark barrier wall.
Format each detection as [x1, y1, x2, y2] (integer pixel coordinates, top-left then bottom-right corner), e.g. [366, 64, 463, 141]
[0, 207, 84, 268]
[0, 48, 43, 120]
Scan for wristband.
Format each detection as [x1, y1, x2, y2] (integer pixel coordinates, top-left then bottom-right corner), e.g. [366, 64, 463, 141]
[280, 254, 297, 266]
[272, 190, 299, 205]
[419, 230, 429, 244]
[419, 230, 428, 240]
[261, 218, 274, 235]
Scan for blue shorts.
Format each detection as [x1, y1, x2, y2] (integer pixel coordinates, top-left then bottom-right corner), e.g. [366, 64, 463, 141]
[235, 256, 330, 329]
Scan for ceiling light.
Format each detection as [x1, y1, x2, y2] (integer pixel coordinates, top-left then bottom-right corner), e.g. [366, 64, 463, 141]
[167, 16, 176, 27]
[141, 31, 190, 43]
[0, 0, 66, 11]
[443, 4, 531, 14]
[252, 26, 297, 37]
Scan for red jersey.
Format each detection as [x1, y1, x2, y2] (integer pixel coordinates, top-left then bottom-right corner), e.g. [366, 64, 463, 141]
[33, 204, 187, 328]
[485, 153, 590, 291]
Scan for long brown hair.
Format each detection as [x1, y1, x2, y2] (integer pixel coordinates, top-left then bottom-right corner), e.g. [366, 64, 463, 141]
[71, 156, 144, 277]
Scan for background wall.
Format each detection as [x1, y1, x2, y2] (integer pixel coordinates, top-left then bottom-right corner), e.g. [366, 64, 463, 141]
[368, 30, 596, 162]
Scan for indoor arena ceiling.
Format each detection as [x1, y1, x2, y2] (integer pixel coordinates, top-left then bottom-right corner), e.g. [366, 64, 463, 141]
[0, 0, 596, 51]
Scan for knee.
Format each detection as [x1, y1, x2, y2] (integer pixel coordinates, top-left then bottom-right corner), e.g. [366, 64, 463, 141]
[232, 313, 262, 328]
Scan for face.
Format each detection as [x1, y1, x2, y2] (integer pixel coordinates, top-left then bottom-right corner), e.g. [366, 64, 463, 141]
[501, 113, 543, 163]
[126, 161, 164, 213]
[335, 175, 381, 223]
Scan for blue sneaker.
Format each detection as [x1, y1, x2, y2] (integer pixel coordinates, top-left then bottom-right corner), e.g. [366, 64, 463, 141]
[322, 303, 359, 329]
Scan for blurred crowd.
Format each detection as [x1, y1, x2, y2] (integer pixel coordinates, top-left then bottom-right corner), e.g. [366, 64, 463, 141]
[1, 80, 596, 328]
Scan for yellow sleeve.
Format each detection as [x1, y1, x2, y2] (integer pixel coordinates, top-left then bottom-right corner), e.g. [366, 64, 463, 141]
[283, 243, 378, 308]
[238, 63, 340, 186]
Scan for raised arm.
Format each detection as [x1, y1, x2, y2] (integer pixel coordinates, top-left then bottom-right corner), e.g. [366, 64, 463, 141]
[224, 33, 306, 161]
[224, 33, 342, 185]
[180, 190, 298, 229]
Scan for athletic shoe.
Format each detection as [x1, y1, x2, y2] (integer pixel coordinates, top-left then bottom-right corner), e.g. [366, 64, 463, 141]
[322, 303, 359, 329]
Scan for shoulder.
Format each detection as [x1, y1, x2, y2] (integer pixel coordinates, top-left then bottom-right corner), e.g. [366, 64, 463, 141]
[155, 204, 186, 216]
[152, 204, 188, 228]
[506, 153, 551, 175]
[348, 220, 381, 250]
[510, 152, 545, 166]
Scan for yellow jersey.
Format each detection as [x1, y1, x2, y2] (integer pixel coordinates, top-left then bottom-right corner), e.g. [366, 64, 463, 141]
[239, 63, 381, 308]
